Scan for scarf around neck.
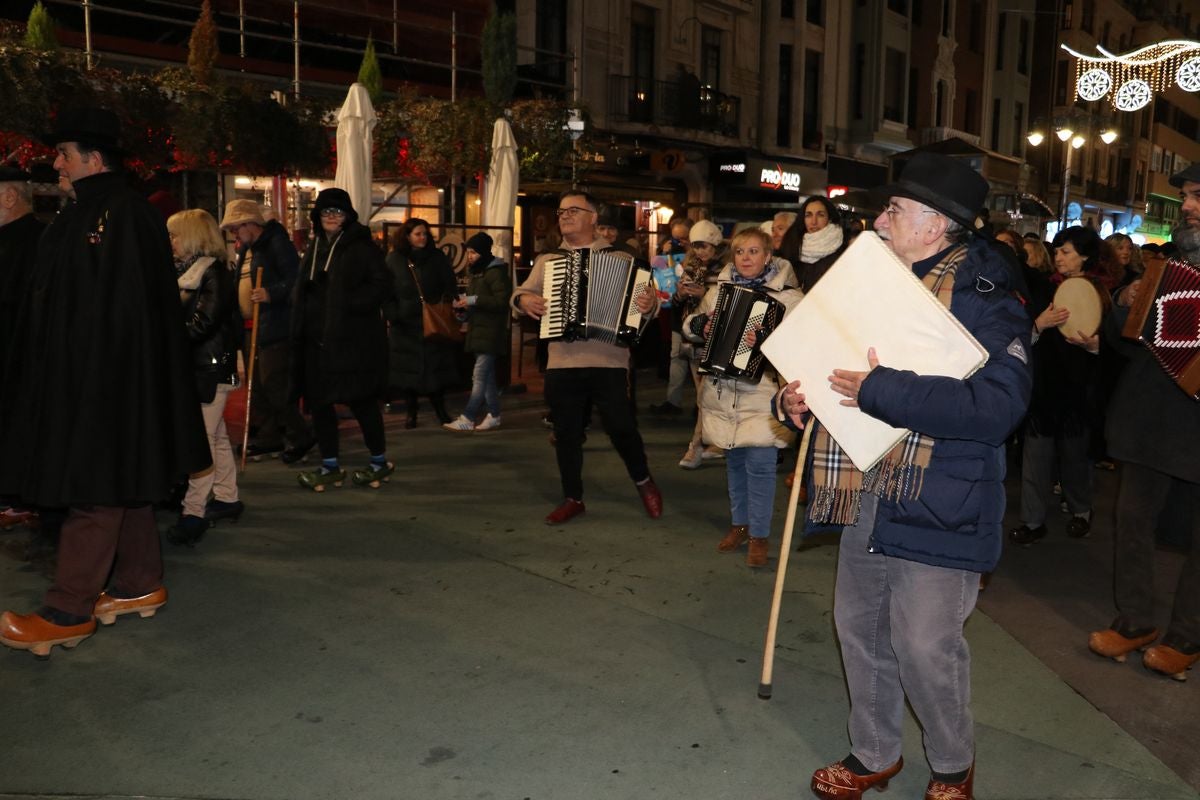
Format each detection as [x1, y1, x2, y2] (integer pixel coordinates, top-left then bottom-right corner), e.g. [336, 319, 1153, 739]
[800, 223, 844, 264]
[729, 258, 782, 289]
[807, 242, 969, 526]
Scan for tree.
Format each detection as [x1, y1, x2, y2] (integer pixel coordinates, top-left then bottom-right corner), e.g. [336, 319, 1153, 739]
[24, 1, 58, 50]
[357, 36, 382, 105]
[187, 0, 219, 85]
[481, 11, 516, 107]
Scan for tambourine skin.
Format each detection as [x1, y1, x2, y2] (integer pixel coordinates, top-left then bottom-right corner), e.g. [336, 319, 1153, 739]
[1054, 276, 1109, 339]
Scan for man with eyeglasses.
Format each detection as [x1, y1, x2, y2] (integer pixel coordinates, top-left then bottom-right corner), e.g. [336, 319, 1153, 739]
[781, 153, 1032, 800]
[513, 190, 662, 525]
[220, 199, 314, 467]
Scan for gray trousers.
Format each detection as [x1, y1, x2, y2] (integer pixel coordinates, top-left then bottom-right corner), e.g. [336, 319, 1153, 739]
[834, 495, 979, 775]
[1019, 429, 1092, 525]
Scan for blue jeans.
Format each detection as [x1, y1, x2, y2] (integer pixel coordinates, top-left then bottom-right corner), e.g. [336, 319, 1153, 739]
[835, 494, 979, 775]
[462, 353, 500, 420]
[724, 446, 778, 538]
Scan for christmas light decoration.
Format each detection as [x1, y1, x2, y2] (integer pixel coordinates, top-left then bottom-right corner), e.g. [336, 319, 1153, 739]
[1063, 40, 1200, 111]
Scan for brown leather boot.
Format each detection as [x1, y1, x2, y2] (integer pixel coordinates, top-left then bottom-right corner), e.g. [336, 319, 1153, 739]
[717, 525, 748, 552]
[746, 536, 769, 567]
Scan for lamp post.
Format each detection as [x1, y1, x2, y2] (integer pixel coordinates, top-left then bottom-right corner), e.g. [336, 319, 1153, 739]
[1026, 117, 1119, 235]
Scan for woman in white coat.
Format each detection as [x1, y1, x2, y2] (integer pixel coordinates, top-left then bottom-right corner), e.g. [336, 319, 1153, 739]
[684, 228, 803, 567]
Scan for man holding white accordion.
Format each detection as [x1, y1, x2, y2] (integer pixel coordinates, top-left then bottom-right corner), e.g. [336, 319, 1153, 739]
[1087, 163, 1200, 680]
[512, 191, 661, 526]
[780, 153, 1032, 800]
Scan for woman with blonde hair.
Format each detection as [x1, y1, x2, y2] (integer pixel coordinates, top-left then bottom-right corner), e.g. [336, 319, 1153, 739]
[1023, 238, 1053, 272]
[166, 209, 243, 545]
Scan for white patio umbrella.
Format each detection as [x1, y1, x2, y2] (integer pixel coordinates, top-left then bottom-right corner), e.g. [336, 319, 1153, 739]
[482, 116, 519, 262]
[334, 82, 377, 222]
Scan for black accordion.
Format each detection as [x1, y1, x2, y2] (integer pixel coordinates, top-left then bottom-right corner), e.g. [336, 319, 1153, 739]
[539, 247, 653, 346]
[698, 284, 786, 383]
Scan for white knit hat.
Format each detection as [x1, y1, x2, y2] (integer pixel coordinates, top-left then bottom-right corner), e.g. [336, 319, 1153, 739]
[689, 219, 723, 246]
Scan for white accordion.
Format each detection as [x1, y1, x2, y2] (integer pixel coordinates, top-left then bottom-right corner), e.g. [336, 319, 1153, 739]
[539, 247, 653, 347]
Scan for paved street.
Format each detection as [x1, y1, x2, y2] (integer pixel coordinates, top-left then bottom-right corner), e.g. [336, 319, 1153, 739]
[0, 380, 1196, 800]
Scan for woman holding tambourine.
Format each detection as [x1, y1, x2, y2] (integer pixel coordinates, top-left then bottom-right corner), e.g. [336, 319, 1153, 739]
[1010, 226, 1110, 547]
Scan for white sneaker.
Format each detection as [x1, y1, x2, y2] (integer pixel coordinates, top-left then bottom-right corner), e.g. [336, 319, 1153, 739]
[678, 445, 703, 469]
[701, 446, 725, 460]
[476, 413, 502, 431]
[442, 415, 475, 432]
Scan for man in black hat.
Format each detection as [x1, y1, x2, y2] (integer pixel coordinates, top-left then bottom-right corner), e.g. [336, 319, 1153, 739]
[1087, 162, 1200, 680]
[781, 152, 1032, 800]
[0, 165, 45, 534]
[0, 107, 211, 657]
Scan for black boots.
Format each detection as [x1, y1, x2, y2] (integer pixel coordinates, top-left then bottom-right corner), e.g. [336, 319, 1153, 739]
[430, 391, 451, 425]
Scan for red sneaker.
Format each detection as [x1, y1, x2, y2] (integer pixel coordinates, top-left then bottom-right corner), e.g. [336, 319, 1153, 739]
[545, 499, 585, 525]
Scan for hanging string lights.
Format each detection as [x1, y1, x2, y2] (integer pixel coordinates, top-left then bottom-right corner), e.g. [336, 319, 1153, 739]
[1063, 40, 1200, 111]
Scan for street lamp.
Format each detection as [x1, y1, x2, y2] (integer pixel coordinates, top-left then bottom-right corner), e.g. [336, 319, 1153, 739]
[1026, 116, 1118, 234]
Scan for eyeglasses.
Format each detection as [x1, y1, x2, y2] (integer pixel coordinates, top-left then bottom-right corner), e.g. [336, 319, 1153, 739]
[883, 202, 940, 220]
[556, 206, 594, 218]
[319, 208, 347, 218]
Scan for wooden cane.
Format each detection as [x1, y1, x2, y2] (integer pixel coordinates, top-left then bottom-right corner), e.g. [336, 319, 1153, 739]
[239, 266, 265, 472]
[758, 418, 816, 700]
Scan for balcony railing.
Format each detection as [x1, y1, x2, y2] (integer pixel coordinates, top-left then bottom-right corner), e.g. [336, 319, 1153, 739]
[607, 75, 740, 138]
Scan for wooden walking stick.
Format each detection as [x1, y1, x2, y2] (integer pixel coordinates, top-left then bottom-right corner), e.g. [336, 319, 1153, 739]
[758, 419, 816, 700]
[240, 266, 265, 472]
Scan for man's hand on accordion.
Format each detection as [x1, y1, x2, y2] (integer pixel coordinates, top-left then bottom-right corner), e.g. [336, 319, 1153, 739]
[780, 380, 810, 429]
[830, 347, 881, 408]
[517, 293, 546, 320]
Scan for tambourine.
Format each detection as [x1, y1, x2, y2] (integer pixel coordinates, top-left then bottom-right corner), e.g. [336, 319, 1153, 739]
[1054, 276, 1108, 339]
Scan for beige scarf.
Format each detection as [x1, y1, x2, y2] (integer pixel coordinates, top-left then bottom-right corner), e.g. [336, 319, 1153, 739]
[807, 243, 969, 526]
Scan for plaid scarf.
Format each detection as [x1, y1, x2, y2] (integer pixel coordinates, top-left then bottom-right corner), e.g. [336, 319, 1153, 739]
[808, 243, 969, 526]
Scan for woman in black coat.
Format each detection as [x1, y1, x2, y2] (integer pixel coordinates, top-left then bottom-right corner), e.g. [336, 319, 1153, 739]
[166, 209, 243, 545]
[778, 195, 849, 294]
[290, 188, 393, 491]
[385, 218, 459, 427]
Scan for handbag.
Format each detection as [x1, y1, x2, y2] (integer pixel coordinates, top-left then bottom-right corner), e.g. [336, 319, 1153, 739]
[408, 261, 464, 343]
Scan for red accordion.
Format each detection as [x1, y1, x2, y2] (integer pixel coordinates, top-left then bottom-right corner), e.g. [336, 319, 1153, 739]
[1122, 257, 1200, 399]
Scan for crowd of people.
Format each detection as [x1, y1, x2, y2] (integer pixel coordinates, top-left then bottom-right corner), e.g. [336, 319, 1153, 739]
[0, 104, 1196, 800]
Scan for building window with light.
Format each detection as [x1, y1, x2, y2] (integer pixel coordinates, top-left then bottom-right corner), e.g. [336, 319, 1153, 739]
[700, 26, 721, 91]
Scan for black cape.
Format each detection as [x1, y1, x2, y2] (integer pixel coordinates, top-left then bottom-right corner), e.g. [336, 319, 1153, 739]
[0, 171, 211, 507]
[0, 212, 45, 379]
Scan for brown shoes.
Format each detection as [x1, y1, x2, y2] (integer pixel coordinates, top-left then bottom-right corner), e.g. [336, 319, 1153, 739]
[925, 763, 974, 799]
[1088, 622, 1159, 662]
[1142, 638, 1200, 681]
[94, 586, 168, 626]
[746, 536, 769, 567]
[717, 525, 749, 552]
[811, 757, 903, 798]
[545, 498, 585, 525]
[0, 610, 97, 657]
[637, 478, 663, 519]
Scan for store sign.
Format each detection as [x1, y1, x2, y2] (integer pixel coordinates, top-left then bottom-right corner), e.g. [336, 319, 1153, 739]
[715, 154, 818, 193]
[759, 164, 802, 192]
[827, 185, 849, 199]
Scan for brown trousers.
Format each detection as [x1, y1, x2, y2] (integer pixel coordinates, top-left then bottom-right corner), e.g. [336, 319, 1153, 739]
[44, 505, 163, 617]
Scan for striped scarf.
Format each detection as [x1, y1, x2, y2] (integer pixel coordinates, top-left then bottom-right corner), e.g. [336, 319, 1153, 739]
[807, 243, 969, 526]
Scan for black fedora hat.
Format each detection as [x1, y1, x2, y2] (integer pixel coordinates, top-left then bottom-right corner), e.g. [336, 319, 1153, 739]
[1169, 162, 1200, 188]
[41, 106, 124, 153]
[877, 152, 990, 234]
[0, 163, 32, 182]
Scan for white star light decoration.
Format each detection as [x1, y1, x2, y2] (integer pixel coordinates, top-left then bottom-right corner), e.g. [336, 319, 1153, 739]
[1063, 40, 1200, 111]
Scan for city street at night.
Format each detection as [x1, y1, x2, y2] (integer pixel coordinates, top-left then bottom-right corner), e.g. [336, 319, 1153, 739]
[1, 379, 1195, 800]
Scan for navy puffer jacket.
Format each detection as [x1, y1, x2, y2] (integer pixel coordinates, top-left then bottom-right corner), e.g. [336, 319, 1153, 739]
[853, 236, 1032, 573]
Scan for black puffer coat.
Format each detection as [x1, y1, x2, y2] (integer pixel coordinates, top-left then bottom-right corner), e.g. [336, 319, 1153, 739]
[290, 194, 391, 408]
[177, 254, 241, 403]
[385, 244, 460, 393]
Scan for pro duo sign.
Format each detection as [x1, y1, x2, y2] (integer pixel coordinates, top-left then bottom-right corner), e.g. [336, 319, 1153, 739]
[759, 164, 802, 192]
[715, 155, 812, 194]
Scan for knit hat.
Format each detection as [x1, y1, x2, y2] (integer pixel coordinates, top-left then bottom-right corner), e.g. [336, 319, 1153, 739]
[689, 219, 722, 246]
[465, 231, 494, 257]
[220, 199, 266, 230]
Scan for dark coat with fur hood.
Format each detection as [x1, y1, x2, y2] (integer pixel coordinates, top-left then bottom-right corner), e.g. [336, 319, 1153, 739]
[0, 171, 211, 507]
[289, 191, 391, 408]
